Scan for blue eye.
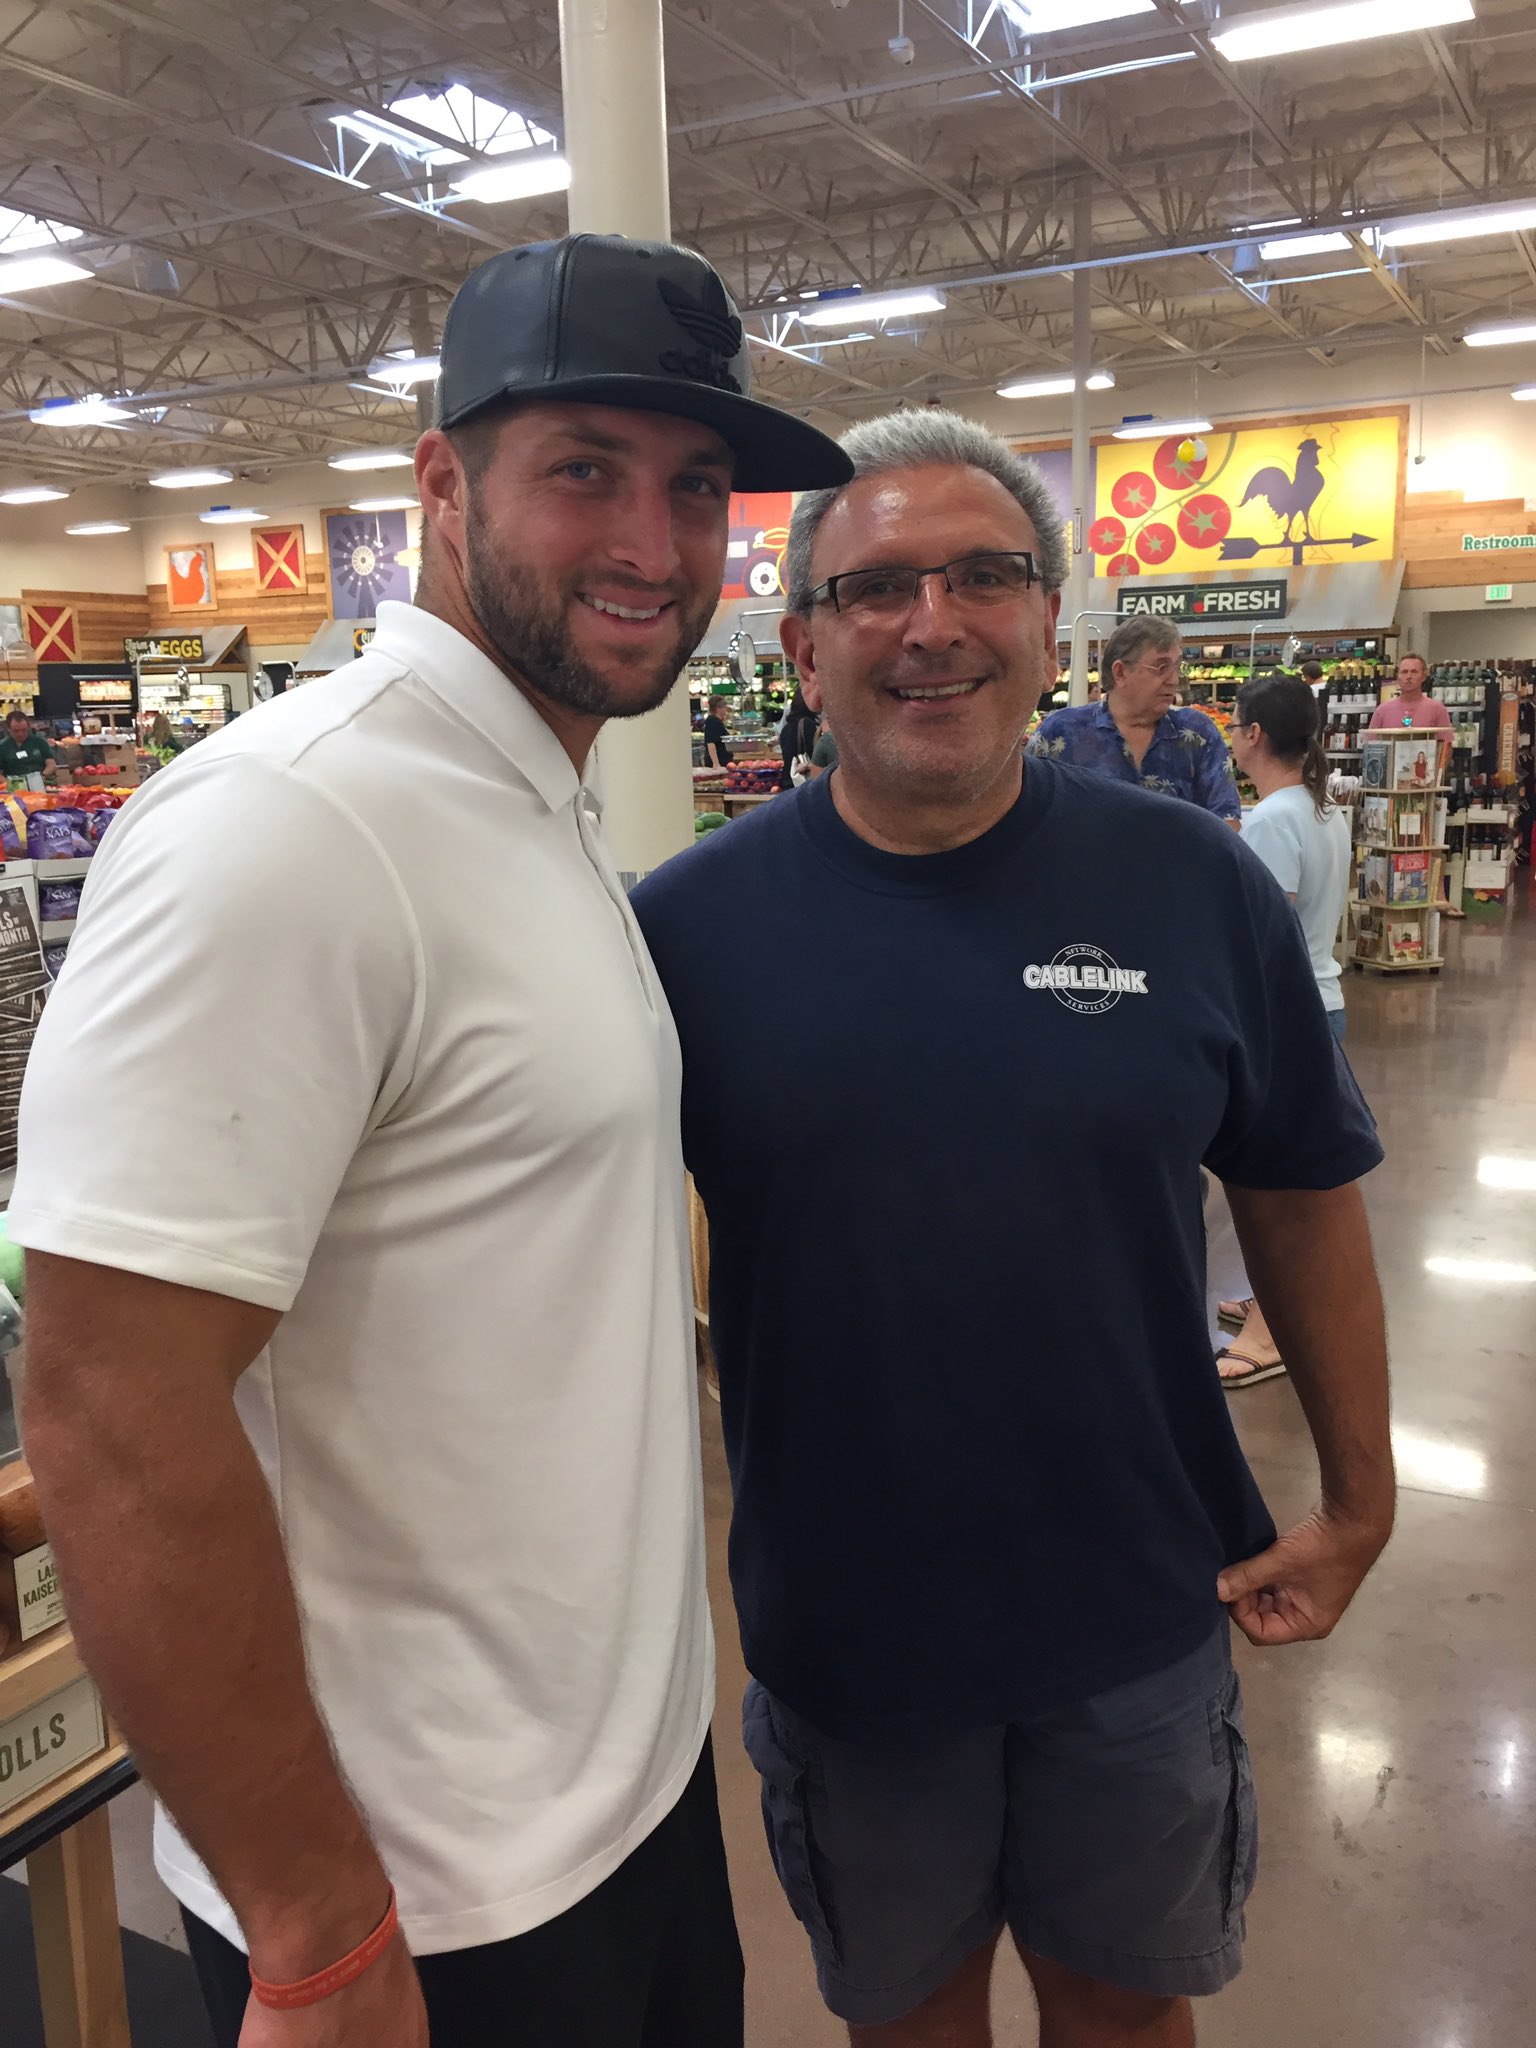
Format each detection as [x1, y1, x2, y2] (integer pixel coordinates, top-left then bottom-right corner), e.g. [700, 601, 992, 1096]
[559, 460, 599, 481]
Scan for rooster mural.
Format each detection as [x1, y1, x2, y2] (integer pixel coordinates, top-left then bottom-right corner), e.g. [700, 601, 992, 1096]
[1239, 437, 1325, 543]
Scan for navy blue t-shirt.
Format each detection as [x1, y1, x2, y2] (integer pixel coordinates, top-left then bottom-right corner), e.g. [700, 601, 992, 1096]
[633, 760, 1382, 1736]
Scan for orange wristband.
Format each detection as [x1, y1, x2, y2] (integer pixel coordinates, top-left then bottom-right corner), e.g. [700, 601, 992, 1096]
[249, 1888, 399, 2011]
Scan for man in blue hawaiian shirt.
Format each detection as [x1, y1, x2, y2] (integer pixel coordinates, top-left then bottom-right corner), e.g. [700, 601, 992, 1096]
[1030, 615, 1240, 824]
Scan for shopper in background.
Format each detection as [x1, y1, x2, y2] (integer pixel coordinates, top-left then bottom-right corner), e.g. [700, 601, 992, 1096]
[1301, 658, 1326, 696]
[634, 409, 1392, 2048]
[1210, 672, 1355, 1390]
[0, 707, 57, 785]
[778, 681, 819, 788]
[807, 715, 839, 780]
[702, 693, 734, 769]
[1029, 615, 1241, 824]
[1368, 650, 1450, 731]
[11, 233, 851, 2048]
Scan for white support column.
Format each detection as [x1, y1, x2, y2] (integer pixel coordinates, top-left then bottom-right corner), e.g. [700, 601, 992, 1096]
[1067, 178, 1095, 707]
[559, 0, 693, 880]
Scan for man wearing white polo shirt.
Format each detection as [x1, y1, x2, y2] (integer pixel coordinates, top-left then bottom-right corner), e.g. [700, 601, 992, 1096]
[9, 236, 850, 2048]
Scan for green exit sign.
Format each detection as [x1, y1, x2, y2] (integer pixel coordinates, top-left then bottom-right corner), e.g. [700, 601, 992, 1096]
[1485, 582, 1514, 602]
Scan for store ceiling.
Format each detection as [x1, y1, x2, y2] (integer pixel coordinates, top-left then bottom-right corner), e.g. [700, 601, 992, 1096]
[2, 0, 1535, 491]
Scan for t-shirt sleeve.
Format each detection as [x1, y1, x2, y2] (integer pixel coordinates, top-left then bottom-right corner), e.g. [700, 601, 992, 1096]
[1239, 803, 1301, 893]
[7, 755, 421, 1311]
[811, 731, 837, 768]
[1203, 849, 1381, 1191]
[1192, 717, 1241, 820]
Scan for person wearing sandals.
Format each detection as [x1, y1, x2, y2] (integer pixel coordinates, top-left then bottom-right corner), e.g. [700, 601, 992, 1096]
[1210, 672, 1354, 1390]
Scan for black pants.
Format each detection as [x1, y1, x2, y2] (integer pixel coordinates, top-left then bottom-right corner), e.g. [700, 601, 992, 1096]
[183, 1738, 744, 2048]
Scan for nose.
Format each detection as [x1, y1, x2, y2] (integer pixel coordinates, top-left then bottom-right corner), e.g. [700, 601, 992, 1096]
[902, 572, 968, 651]
[601, 476, 683, 588]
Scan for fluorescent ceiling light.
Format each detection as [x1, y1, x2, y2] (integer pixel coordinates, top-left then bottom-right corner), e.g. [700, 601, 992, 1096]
[349, 496, 418, 513]
[1112, 417, 1212, 440]
[66, 521, 131, 535]
[0, 253, 92, 294]
[1258, 230, 1353, 260]
[367, 352, 440, 385]
[328, 449, 415, 472]
[0, 485, 69, 504]
[199, 505, 264, 524]
[29, 394, 135, 427]
[1213, 0, 1474, 63]
[798, 288, 946, 328]
[1477, 1155, 1536, 1188]
[1424, 1253, 1536, 1284]
[149, 467, 233, 488]
[1001, 0, 1155, 31]
[1381, 201, 1536, 249]
[997, 371, 1117, 398]
[452, 154, 570, 204]
[1465, 320, 1536, 349]
[1513, 386, 1536, 401]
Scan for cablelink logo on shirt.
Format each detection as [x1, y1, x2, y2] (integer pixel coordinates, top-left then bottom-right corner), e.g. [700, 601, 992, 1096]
[1023, 943, 1148, 1015]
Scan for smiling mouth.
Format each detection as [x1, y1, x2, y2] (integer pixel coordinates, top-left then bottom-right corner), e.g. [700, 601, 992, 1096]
[892, 680, 982, 702]
[579, 594, 672, 622]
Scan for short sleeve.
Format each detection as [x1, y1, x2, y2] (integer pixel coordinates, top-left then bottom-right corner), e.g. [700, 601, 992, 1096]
[1240, 804, 1301, 893]
[8, 756, 421, 1310]
[1203, 851, 1381, 1190]
[1192, 717, 1241, 821]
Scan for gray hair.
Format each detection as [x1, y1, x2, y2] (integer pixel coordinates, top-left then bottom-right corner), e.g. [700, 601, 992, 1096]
[1099, 615, 1181, 690]
[784, 409, 1069, 612]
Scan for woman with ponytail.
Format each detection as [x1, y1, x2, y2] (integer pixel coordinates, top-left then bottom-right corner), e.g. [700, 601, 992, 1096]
[1209, 672, 1355, 1388]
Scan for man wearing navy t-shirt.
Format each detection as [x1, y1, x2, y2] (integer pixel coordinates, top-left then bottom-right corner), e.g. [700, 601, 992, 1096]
[632, 411, 1392, 2048]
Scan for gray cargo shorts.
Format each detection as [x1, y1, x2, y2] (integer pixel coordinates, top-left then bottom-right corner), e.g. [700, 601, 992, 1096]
[742, 1625, 1256, 2027]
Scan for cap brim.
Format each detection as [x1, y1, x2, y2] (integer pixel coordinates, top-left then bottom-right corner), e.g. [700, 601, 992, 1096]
[443, 373, 852, 492]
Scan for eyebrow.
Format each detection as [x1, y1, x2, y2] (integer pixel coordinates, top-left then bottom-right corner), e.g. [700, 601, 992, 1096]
[547, 425, 733, 470]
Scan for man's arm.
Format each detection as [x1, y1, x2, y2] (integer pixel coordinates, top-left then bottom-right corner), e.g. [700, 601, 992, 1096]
[1217, 1180, 1394, 1644]
[24, 1254, 425, 2043]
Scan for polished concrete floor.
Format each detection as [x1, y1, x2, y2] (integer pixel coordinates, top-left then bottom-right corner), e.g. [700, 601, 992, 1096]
[5, 890, 1534, 2046]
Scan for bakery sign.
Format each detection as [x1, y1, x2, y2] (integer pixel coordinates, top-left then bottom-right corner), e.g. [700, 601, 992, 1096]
[125, 634, 205, 662]
[0, 1673, 106, 1816]
[1117, 578, 1288, 621]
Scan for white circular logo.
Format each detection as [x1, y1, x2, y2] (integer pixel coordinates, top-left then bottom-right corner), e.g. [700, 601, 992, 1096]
[1046, 942, 1122, 1014]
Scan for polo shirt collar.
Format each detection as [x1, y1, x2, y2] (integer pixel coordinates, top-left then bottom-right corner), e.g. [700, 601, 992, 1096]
[370, 601, 584, 814]
[1092, 698, 1118, 733]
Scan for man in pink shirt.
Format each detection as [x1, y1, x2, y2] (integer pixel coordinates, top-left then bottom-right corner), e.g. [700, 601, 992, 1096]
[1368, 651, 1452, 730]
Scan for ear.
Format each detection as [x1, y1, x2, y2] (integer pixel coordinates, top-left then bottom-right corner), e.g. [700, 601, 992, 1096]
[1041, 586, 1061, 668]
[780, 612, 823, 714]
[415, 430, 469, 571]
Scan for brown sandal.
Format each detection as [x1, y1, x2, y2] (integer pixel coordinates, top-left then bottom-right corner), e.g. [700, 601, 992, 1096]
[1217, 1348, 1288, 1389]
[1218, 1297, 1254, 1328]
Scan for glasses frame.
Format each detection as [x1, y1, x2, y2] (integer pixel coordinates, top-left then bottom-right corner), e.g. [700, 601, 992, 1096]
[809, 550, 1038, 615]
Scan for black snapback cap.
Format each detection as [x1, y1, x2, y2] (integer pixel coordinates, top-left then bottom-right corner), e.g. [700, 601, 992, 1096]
[437, 234, 853, 492]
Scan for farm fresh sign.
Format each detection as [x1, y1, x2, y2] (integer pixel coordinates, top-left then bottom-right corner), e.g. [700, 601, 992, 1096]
[1117, 579, 1289, 621]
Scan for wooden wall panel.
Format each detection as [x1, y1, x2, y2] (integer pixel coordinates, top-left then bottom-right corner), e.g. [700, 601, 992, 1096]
[144, 555, 331, 642]
[1401, 491, 1536, 589]
[19, 589, 150, 662]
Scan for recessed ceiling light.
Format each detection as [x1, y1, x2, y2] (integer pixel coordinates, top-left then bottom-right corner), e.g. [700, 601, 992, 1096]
[149, 467, 234, 489]
[798, 288, 946, 328]
[29, 394, 135, 427]
[1111, 417, 1212, 441]
[0, 485, 69, 504]
[1213, 0, 1473, 64]
[199, 505, 264, 524]
[366, 352, 440, 385]
[1381, 201, 1536, 249]
[997, 372, 1117, 399]
[451, 154, 571, 204]
[66, 520, 132, 535]
[327, 449, 416, 472]
[1258, 231, 1353, 261]
[0, 253, 92, 294]
[348, 496, 419, 513]
[1465, 321, 1536, 349]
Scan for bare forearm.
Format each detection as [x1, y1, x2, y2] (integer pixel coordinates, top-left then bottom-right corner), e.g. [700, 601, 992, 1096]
[1227, 1179, 1395, 1527]
[24, 1271, 387, 1977]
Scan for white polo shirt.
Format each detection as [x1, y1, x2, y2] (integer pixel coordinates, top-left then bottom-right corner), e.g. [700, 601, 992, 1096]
[8, 602, 713, 1955]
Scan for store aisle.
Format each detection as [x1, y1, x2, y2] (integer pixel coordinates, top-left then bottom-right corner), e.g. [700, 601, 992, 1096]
[710, 891, 1536, 2048]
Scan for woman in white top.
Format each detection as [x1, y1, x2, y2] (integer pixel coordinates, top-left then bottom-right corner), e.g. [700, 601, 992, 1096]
[1209, 672, 1354, 1387]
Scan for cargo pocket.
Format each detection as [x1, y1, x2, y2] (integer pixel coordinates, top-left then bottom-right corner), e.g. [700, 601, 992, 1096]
[1215, 1669, 1258, 1936]
[741, 1681, 840, 1963]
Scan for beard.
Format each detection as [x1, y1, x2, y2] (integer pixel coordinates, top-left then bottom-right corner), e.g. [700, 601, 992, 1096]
[463, 519, 716, 721]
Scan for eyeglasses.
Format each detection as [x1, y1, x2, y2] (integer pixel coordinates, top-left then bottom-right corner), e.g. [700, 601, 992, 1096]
[809, 551, 1037, 617]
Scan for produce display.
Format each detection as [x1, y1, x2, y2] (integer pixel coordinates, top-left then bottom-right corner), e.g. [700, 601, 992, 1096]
[722, 760, 780, 795]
